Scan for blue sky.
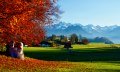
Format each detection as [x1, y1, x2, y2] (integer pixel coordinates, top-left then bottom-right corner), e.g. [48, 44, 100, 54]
[58, 0, 120, 26]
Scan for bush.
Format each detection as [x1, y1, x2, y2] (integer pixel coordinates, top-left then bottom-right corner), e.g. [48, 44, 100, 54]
[0, 45, 6, 52]
[82, 39, 89, 45]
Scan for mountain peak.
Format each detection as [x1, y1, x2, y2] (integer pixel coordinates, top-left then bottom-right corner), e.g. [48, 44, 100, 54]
[45, 22, 120, 43]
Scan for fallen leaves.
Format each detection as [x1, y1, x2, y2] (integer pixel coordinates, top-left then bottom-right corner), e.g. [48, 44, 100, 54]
[0, 55, 72, 72]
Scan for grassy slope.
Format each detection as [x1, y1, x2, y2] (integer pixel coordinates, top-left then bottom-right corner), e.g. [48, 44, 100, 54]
[23, 43, 120, 72]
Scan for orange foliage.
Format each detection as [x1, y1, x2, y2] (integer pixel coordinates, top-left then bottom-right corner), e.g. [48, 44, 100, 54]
[0, 0, 59, 46]
[0, 55, 71, 72]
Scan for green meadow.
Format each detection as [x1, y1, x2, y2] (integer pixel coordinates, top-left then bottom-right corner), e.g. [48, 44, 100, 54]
[24, 43, 120, 72]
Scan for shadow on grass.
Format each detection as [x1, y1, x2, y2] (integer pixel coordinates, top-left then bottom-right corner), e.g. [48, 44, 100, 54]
[24, 47, 120, 62]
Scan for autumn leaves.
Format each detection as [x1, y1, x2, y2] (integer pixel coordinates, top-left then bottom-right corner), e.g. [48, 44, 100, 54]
[0, 0, 59, 46]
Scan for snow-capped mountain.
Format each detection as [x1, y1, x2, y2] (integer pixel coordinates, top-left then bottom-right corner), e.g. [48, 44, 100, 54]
[45, 22, 120, 43]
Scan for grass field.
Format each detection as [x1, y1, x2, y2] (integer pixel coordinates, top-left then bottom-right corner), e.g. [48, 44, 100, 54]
[1, 43, 120, 72]
[23, 43, 120, 72]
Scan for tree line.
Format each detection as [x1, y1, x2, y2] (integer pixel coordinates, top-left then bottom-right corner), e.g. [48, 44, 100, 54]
[39, 34, 89, 47]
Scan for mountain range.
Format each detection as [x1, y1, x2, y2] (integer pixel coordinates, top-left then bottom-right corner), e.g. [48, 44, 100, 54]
[45, 22, 120, 43]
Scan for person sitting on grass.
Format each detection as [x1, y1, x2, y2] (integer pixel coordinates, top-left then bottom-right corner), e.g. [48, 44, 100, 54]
[6, 41, 25, 60]
[9, 41, 18, 58]
[6, 42, 11, 56]
[16, 42, 24, 60]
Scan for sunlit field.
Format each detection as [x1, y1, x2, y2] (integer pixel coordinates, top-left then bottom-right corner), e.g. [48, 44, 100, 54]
[1, 43, 120, 72]
[23, 43, 120, 72]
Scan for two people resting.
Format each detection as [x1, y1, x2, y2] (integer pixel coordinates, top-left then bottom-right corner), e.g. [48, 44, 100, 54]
[6, 41, 24, 60]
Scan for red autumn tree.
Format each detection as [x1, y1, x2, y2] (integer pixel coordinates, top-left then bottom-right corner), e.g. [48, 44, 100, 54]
[0, 0, 60, 46]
